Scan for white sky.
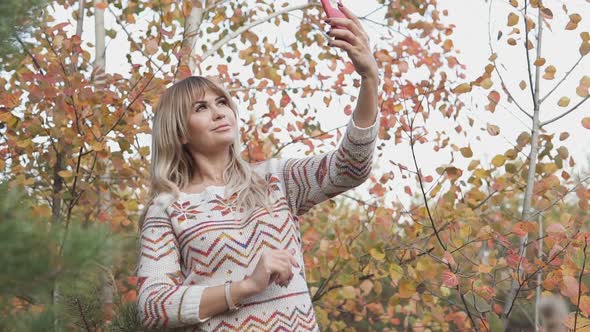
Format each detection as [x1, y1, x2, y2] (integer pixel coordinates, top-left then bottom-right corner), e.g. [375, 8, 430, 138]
[47, 0, 589, 211]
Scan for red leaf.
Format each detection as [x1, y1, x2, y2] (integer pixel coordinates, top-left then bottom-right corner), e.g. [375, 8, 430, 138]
[546, 223, 566, 237]
[442, 270, 459, 287]
[560, 275, 578, 298]
[344, 105, 352, 116]
[404, 186, 412, 196]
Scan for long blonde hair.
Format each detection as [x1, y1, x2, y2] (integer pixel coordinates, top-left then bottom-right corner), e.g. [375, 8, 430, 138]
[137, 76, 274, 229]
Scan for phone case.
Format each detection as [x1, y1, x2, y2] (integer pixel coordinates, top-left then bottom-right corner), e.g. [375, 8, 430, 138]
[320, 0, 346, 31]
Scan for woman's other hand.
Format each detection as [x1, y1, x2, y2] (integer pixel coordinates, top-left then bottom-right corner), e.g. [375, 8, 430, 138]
[242, 248, 299, 295]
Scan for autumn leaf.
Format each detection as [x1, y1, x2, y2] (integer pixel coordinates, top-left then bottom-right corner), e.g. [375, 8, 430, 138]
[442, 270, 459, 288]
[460, 146, 473, 158]
[583, 117, 590, 129]
[452, 83, 472, 94]
[487, 123, 500, 136]
[58, 170, 73, 178]
[492, 155, 506, 167]
[507, 13, 519, 26]
[543, 65, 557, 80]
[560, 275, 579, 298]
[398, 279, 416, 298]
[533, 57, 546, 66]
[557, 96, 570, 107]
[546, 223, 566, 237]
[95, 2, 108, 10]
[486, 90, 501, 112]
[370, 247, 386, 261]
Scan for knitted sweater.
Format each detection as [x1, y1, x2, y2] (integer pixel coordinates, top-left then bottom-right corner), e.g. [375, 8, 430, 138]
[136, 113, 380, 331]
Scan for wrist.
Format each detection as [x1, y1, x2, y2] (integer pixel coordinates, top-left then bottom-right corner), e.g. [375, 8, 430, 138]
[361, 70, 379, 83]
[236, 277, 259, 297]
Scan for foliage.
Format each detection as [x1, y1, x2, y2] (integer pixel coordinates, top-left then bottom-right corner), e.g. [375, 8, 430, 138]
[0, 0, 589, 331]
[0, 181, 131, 331]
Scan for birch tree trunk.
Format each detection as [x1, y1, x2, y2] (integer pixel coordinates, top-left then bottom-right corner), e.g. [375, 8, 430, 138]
[93, 0, 116, 324]
[502, 3, 543, 330]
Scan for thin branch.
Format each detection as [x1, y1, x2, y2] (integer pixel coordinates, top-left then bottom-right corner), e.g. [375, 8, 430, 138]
[201, 3, 319, 62]
[539, 55, 585, 104]
[574, 236, 588, 331]
[540, 95, 590, 127]
[13, 34, 45, 75]
[486, 0, 532, 119]
[523, 2, 536, 110]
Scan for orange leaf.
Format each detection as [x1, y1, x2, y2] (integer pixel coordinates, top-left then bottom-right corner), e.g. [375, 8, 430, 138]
[95, 2, 108, 10]
[583, 117, 590, 129]
[507, 13, 519, 26]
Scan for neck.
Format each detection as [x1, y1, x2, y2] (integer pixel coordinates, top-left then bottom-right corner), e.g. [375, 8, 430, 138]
[190, 148, 231, 186]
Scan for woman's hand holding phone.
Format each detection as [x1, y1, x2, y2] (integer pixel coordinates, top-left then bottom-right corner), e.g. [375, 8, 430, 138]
[322, 1, 378, 79]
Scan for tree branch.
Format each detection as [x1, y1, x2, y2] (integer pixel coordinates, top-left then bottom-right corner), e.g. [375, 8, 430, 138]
[574, 236, 588, 331]
[539, 55, 585, 105]
[487, 0, 532, 119]
[540, 95, 590, 127]
[201, 3, 319, 62]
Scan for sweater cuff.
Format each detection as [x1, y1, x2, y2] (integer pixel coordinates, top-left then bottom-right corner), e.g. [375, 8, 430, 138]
[179, 286, 210, 324]
[347, 112, 380, 144]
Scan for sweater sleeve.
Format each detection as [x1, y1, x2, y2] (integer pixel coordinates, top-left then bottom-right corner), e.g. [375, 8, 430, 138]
[136, 198, 210, 329]
[277, 113, 380, 216]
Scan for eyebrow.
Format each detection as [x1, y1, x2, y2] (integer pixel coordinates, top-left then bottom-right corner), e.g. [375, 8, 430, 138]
[192, 96, 226, 106]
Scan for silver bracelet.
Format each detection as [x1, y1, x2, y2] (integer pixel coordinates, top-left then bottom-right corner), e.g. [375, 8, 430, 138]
[224, 280, 241, 311]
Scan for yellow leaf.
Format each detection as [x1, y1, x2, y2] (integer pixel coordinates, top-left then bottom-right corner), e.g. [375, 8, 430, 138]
[481, 78, 493, 89]
[543, 65, 556, 80]
[507, 13, 519, 26]
[583, 117, 590, 129]
[492, 155, 506, 167]
[478, 264, 493, 274]
[460, 146, 473, 158]
[389, 264, 403, 281]
[453, 83, 472, 94]
[581, 41, 590, 56]
[370, 248, 385, 261]
[543, 163, 558, 174]
[341, 286, 356, 299]
[459, 224, 472, 238]
[398, 279, 416, 299]
[557, 97, 570, 107]
[58, 170, 73, 178]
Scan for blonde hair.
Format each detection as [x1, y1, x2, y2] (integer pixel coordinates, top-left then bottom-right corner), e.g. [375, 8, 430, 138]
[137, 76, 274, 230]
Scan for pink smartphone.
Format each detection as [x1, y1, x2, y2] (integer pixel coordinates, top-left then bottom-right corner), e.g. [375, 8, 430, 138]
[320, 0, 346, 19]
[320, 0, 347, 31]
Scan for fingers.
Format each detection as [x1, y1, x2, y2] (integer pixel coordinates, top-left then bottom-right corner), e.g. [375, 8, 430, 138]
[269, 249, 297, 287]
[327, 4, 370, 45]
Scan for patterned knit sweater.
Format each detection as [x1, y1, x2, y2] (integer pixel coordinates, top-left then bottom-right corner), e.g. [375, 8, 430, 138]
[136, 113, 380, 331]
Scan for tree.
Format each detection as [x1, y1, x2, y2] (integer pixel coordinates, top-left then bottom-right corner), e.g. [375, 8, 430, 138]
[1, 0, 588, 331]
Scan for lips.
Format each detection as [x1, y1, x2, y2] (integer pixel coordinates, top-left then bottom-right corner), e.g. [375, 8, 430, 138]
[212, 124, 231, 131]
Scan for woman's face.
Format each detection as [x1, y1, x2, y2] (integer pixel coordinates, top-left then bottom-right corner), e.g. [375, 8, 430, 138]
[181, 88, 237, 154]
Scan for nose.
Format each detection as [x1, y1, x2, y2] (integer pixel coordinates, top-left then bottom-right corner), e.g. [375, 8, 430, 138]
[211, 105, 225, 119]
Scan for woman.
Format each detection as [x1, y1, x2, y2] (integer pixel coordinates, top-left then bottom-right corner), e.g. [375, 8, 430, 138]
[136, 4, 380, 331]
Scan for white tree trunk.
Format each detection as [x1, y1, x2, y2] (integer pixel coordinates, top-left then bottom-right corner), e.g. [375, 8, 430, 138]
[503, 3, 543, 330]
[182, 0, 206, 74]
[94, 0, 115, 324]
